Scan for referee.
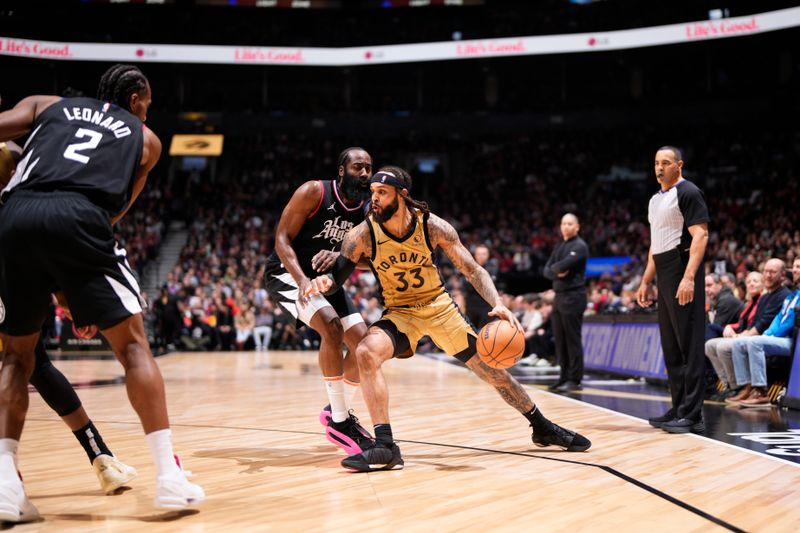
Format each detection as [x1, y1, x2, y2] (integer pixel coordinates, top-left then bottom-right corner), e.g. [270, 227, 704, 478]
[544, 213, 588, 392]
[637, 146, 709, 435]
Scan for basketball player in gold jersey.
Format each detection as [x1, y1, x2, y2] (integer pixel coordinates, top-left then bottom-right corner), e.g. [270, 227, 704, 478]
[306, 166, 591, 472]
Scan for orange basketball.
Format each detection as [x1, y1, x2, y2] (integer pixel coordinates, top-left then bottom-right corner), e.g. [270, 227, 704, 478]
[476, 320, 525, 369]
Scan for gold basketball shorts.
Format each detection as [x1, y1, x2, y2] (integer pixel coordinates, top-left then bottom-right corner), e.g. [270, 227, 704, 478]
[374, 292, 478, 362]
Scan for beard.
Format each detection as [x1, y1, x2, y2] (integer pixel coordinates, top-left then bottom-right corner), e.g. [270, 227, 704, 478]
[338, 171, 370, 204]
[374, 194, 399, 223]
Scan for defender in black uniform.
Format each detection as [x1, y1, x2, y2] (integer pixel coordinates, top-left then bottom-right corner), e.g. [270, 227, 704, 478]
[0, 64, 203, 521]
[0, 121, 137, 496]
[265, 147, 373, 455]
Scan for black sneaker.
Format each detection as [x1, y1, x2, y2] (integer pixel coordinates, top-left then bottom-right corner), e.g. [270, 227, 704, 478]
[341, 441, 404, 472]
[531, 422, 591, 452]
[325, 412, 374, 455]
[647, 408, 675, 428]
[320, 405, 371, 437]
[661, 417, 705, 435]
[547, 381, 566, 392]
[555, 381, 582, 392]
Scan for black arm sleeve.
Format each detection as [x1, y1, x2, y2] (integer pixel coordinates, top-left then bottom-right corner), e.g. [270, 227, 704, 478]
[324, 254, 358, 295]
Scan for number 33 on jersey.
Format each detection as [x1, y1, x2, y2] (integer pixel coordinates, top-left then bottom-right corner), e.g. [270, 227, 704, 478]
[367, 210, 445, 308]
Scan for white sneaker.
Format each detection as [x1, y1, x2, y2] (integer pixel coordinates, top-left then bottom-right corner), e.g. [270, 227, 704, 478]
[0, 476, 39, 523]
[518, 354, 540, 367]
[154, 472, 205, 510]
[93, 454, 138, 494]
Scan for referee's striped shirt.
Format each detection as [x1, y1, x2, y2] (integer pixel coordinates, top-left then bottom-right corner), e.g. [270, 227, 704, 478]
[648, 179, 709, 255]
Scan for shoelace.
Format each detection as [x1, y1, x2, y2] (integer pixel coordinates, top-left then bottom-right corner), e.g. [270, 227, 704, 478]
[346, 411, 364, 428]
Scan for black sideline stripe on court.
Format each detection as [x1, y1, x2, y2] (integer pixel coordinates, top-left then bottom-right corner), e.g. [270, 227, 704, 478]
[400, 438, 746, 533]
[26, 419, 746, 533]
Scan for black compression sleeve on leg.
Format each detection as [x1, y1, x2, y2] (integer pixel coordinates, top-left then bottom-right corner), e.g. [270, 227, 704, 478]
[29, 339, 82, 417]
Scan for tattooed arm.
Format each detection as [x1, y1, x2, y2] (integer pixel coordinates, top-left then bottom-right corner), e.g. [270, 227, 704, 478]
[428, 214, 500, 306]
[339, 220, 372, 264]
[304, 221, 373, 296]
[428, 214, 522, 329]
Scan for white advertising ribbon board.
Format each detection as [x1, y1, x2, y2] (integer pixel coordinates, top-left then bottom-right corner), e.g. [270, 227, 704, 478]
[1, 6, 798, 66]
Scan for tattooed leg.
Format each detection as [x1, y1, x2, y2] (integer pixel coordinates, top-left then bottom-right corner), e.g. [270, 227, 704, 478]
[465, 356, 534, 413]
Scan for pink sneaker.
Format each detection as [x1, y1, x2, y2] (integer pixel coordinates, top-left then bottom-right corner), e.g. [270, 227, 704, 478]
[320, 405, 332, 428]
[323, 411, 374, 455]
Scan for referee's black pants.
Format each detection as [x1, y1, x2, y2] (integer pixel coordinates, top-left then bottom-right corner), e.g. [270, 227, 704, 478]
[553, 290, 586, 384]
[654, 248, 705, 422]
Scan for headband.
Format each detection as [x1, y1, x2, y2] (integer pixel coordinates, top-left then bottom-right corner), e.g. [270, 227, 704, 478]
[370, 171, 410, 192]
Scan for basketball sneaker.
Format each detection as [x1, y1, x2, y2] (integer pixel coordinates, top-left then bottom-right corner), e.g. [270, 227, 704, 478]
[341, 441, 404, 472]
[0, 484, 39, 524]
[531, 422, 591, 452]
[326, 412, 374, 455]
[93, 454, 138, 494]
[319, 404, 332, 427]
[154, 455, 205, 510]
[0, 458, 39, 523]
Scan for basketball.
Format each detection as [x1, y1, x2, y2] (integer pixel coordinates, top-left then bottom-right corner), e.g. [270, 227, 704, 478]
[476, 320, 525, 369]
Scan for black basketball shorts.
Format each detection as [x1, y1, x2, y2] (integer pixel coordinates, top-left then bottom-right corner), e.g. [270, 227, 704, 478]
[264, 261, 364, 331]
[0, 191, 143, 335]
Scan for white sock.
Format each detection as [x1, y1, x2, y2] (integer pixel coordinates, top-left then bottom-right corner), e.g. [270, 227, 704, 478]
[344, 378, 360, 407]
[0, 439, 19, 476]
[324, 377, 347, 423]
[145, 429, 181, 479]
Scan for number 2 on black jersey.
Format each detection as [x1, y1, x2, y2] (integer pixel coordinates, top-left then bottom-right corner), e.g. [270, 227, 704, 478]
[63, 128, 102, 164]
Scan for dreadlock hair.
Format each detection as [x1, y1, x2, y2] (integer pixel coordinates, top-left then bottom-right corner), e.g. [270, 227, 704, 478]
[97, 64, 148, 112]
[379, 165, 430, 215]
[337, 146, 367, 170]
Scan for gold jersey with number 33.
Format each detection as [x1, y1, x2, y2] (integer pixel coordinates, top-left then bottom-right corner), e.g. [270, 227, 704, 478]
[367, 210, 445, 308]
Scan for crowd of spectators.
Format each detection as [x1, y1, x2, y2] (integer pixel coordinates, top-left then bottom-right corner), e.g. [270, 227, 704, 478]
[113, 177, 172, 279]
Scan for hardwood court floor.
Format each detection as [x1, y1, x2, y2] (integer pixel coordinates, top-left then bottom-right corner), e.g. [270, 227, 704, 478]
[15, 350, 800, 532]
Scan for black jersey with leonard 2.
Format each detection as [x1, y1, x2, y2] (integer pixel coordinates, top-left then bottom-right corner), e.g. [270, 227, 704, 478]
[2, 97, 144, 218]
